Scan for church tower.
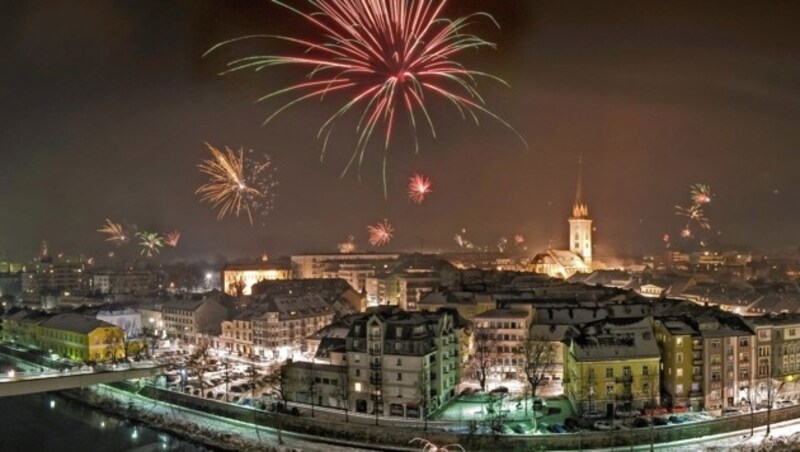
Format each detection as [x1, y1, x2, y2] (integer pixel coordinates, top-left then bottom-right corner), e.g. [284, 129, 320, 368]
[569, 159, 593, 269]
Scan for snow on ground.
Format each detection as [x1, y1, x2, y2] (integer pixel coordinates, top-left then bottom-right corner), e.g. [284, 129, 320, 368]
[84, 385, 378, 452]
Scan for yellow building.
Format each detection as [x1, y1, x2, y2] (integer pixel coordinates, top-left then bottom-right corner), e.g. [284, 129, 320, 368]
[37, 313, 126, 363]
[222, 262, 291, 296]
[565, 317, 660, 415]
[655, 319, 702, 410]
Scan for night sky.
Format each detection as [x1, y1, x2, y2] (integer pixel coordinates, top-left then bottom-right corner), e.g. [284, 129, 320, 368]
[2, 1, 800, 262]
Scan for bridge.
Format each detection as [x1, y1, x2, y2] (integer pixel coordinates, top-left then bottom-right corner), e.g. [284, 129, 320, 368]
[0, 353, 162, 397]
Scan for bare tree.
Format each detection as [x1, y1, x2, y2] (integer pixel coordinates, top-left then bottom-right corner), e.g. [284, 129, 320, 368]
[186, 339, 211, 398]
[416, 369, 431, 431]
[471, 328, 496, 393]
[303, 363, 318, 418]
[758, 372, 786, 436]
[333, 370, 351, 422]
[103, 328, 128, 363]
[519, 332, 557, 432]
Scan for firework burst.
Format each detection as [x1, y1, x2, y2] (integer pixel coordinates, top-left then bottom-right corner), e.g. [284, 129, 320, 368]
[164, 230, 181, 248]
[454, 228, 474, 249]
[195, 143, 278, 225]
[338, 235, 356, 253]
[206, 0, 525, 194]
[368, 219, 394, 247]
[675, 205, 710, 230]
[136, 231, 164, 258]
[98, 219, 130, 244]
[691, 183, 712, 205]
[408, 174, 433, 204]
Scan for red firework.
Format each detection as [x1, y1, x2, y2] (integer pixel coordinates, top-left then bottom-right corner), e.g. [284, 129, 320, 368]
[408, 174, 433, 203]
[165, 230, 181, 248]
[207, 0, 524, 191]
[367, 219, 394, 247]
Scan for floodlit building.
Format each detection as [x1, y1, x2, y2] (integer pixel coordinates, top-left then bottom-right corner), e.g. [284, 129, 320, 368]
[251, 294, 334, 359]
[531, 161, 592, 279]
[565, 317, 661, 415]
[222, 261, 292, 296]
[37, 313, 125, 362]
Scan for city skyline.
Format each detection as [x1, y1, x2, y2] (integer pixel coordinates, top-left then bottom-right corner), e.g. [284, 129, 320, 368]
[3, 0, 800, 261]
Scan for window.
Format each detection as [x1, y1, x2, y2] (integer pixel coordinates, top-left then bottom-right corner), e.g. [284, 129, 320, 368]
[354, 382, 362, 392]
[606, 384, 614, 395]
[588, 368, 595, 380]
[676, 337, 684, 346]
[606, 368, 614, 378]
[711, 354, 721, 365]
[354, 354, 361, 363]
[623, 366, 631, 377]
[396, 358, 402, 366]
[676, 352, 684, 363]
[355, 369, 361, 377]
[676, 368, 683, 378]
[642, 366, 649, 376]
[739, 337, 749, 347]
[711, 339, 721, 348]
[676, 384, 684, 395]
[711, 371, 721, 381]
[396, 373, 403, 381]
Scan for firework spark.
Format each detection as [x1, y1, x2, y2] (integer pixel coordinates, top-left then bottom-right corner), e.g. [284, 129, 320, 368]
[497, 237, 508, 253]
[454, 228, 474, 249]
[675, 205, 710, 230]
[137, 231, 164, 258]
[681, 227, 692, 238]
[691, 183, 712, 205]
[98, 219, 130, 244]
[206, 0, 524, 194]
[338, 235, 356, 253]
[164, 230, 181, 248]
[513, 234, 525, 245]
[408, 174, 433, 204]
[367, 220, 394, 247]
[195, 143, 278, 225]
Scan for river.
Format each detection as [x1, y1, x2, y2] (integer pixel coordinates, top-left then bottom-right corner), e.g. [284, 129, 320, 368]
[0, 358, 208, 452]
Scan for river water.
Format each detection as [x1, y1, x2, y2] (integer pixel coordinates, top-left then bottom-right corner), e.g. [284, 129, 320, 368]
[0, 359, 207, 452]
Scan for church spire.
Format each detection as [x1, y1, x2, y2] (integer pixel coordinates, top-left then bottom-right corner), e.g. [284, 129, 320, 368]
[572, 157, 589, 218]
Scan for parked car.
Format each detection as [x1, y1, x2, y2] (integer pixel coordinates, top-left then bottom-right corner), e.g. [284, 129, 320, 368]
[777, 400, 794, 408]
[755, 401, 771, 411]
[547, 424, 567, 434]
[564, 417, 580, 431]
[490, 386, 509, 395]
[582, 411, 605, 420]
[633, 417, 651, 428]
[510, 423, 533, 434]
[616, 408, 639, 417]
[532, 398, 546, 410]
[593, 420, 618, 431]
[652, 417, 669, 426]
[722, 407, 742, 417]
[668, 415, 686, 424]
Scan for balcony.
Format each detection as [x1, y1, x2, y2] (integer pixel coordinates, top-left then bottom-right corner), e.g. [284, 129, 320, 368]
[370, 362, 382, 370]
[615, 375, 633, 384]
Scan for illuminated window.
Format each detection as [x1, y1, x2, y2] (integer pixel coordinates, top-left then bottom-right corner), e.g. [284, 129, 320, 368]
[355, 382, 362, 392]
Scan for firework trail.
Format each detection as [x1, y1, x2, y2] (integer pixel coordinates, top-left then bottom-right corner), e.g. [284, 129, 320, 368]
[338, 235, 356, 253]
[164, 230, 181, 248]
[691, 183, 712, 205]
[195, 143, 278, 225]
[98, 219, 130, 244]
[368, 220, 394, 247]
[408, 174, 433, 204]
[206, 0, 525, 195]
[137, 231, 164, 258]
